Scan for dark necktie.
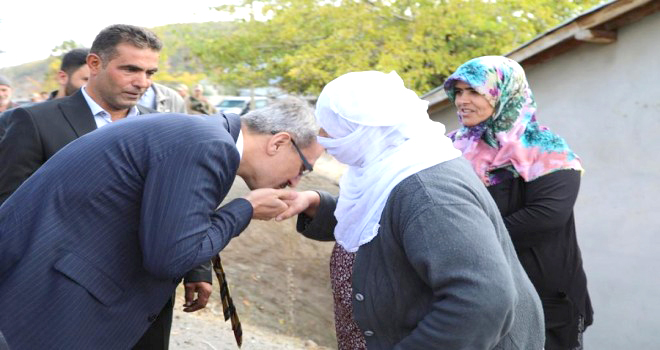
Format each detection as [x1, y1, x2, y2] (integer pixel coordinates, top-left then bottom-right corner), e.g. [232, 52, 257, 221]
[213, 255, 243, 348]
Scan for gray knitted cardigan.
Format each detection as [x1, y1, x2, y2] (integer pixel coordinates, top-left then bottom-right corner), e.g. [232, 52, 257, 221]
[299, 157, 545, 349]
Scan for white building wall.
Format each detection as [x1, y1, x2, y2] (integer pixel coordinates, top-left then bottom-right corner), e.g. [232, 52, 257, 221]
[428, 10, 660, 349]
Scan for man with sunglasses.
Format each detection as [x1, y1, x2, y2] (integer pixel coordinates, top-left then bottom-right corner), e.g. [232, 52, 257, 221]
[0, 97, 324, 349]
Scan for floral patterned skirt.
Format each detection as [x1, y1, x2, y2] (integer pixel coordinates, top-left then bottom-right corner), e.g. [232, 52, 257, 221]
[330, 243, 367, 350]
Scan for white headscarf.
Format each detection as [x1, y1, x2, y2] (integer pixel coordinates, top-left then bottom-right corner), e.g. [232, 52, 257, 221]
[316, 71, 461, 252]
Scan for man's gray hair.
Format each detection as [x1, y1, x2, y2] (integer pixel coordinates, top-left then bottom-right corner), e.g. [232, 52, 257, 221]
[241, 97, 318, 148]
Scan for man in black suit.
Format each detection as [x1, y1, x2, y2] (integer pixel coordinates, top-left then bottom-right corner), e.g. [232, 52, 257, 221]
[0, 25, 159, 202]
[0, 24, 208, 350]
[48, 47, 90, 100]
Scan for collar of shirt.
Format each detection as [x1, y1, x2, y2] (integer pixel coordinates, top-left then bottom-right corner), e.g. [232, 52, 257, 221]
[236, 130, 244, 159]
[138, 85, 157, 110]
[81, 85, 140, 128]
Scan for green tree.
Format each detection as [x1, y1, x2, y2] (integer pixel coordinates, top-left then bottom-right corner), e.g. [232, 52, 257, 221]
[152, 23, 233, 90]
[51, 40, 84, 57]
[192, 0, 605, 95]
[189, 4, 283, 99]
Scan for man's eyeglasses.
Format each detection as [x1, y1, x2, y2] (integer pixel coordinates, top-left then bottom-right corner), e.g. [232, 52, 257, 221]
[271, 131, 313, 176]
[291, 138, 313, 176]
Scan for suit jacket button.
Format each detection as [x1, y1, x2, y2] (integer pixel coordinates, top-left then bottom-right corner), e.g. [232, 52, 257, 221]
[355, 293, 364, 301]
[364, 330, 374, 337]
[148, 314, 158, 322]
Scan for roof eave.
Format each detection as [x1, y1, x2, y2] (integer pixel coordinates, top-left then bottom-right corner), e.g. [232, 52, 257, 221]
[423, 0, 659, 109]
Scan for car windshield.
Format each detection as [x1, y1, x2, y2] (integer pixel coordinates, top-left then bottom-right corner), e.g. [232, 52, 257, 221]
[218, 100, 247, 108]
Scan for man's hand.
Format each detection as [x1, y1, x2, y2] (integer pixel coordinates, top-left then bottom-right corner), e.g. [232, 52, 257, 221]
[276, 190, 321, 221]
[244, 188, 298, 220]
[183, 281, 212, 313]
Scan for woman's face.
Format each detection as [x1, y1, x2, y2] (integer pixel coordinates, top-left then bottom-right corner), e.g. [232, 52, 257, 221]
[453, 81, 494, 127]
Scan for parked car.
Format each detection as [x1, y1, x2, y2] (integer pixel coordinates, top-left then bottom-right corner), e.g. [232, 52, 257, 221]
[216, 96, 270, 115]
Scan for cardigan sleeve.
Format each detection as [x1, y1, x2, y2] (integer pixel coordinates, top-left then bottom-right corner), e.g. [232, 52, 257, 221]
[394, 201, 517, 349]
[295, 191, 337, 242]
[503, 169, 580, 248]
[183, 261, 213, 284]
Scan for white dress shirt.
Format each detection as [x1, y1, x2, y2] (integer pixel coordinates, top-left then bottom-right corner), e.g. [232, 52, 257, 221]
[236, 130, 244, 159]
[81, 86, 140, 128]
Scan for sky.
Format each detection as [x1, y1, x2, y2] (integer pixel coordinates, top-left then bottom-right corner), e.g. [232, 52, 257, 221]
[0, 0, 240, 68]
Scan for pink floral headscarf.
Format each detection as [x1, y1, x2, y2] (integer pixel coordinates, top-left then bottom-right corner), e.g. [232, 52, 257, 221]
[444, 56, 583, 186]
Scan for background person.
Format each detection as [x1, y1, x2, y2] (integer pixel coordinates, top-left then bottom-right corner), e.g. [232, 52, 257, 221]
[175, 83, 189, 99]
[188, 84, 216, 115]
[276, 71, 545, 349]
[0, 76, 18, 113]
[139, 82, 186, 113]
[443, 55, 593, 350]
[49, 47, 90, 99]
[175, 83, 195, 114]
[29, 92, 43, 103]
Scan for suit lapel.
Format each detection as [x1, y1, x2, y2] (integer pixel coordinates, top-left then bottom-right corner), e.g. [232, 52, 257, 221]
[58, 91, 96, 137]
[57, 91, 156, 138]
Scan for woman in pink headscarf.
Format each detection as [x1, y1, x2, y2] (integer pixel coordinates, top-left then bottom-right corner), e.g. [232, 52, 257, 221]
[444, 56, 593, 350]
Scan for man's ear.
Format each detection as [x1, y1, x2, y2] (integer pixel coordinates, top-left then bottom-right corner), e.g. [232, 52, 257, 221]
[87, 53, 103, 75]
[266, 132, 292, 156]
[56, 71, 68, 86]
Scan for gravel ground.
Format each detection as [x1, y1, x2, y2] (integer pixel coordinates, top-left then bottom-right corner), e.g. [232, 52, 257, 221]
[170, 291, 331, 350]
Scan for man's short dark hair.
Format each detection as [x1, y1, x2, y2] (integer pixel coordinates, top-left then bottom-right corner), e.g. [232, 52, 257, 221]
[60, 48, 90, 75]
[90, 24, 162, 65]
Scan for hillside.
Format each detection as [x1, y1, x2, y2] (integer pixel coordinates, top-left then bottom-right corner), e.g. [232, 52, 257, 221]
[0, 58, 52, 100]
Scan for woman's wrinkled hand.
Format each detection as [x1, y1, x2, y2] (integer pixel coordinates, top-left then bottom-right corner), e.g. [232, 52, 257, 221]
[243, 188, 298, 220]
[276, 190, 321, 221]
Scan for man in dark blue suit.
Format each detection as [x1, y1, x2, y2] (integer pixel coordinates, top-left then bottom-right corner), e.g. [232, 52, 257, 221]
[0, 24, 215, 350]
[0, 92, 323, 348]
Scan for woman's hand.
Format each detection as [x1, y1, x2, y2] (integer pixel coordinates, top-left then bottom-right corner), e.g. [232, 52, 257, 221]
[243, 188, 298, 220]
[276, 190, 321, 221]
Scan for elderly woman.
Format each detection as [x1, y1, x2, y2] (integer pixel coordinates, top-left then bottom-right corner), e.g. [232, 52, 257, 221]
[278, 71, 544, 349]
[443, 56, 593, 350]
